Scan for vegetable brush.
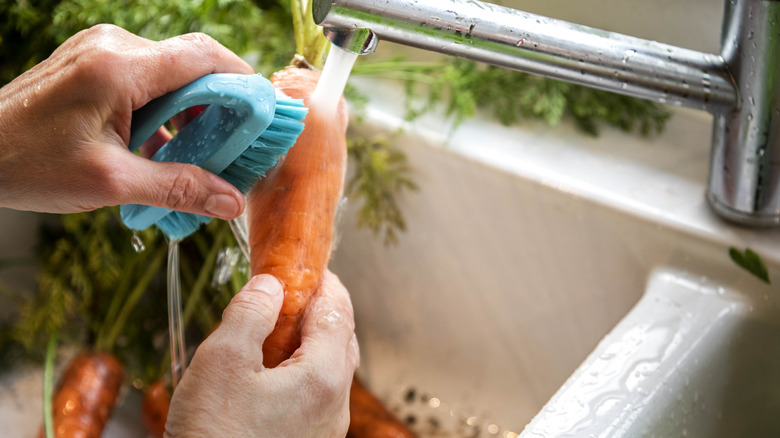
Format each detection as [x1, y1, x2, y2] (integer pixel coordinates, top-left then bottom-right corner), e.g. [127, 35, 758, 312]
[120, 73, 307, 240]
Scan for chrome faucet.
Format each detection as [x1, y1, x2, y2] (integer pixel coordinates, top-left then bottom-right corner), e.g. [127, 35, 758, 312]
[313, 0, 780, 227]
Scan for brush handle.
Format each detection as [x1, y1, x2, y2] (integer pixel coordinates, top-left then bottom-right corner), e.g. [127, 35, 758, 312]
[122, 73, 277, 231]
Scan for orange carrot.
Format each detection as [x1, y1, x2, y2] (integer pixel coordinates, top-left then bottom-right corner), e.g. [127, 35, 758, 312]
[248, 67, 349, 368]
[141, 380, 171, 438]
[248, 67, 414, 437]
[348, 377, 416, 438]
[40, 352, 124, 438]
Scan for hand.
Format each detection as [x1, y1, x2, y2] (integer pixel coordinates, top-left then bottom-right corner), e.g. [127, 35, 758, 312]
[165, 271, 359, 438]
[0, 24, 253, 218]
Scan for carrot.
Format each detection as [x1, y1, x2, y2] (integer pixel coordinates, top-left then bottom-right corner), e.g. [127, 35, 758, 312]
[141, 379, 171, 438]
[40, 352, 124, 438]
[247, 67, 415, 437]
[248, 67, 349, 368]
[348, 377, 416, 438]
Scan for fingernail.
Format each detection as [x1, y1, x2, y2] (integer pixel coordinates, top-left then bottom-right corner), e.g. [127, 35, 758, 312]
[247, 275, 282, 297]
[204, 193, 240, 219]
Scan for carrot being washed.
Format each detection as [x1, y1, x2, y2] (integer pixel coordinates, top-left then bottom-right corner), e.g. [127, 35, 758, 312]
[248, 66, 416, 437]
[248, 67, 349, 368]
[40, 352, 124, 438]
[348, 376, 416, 438]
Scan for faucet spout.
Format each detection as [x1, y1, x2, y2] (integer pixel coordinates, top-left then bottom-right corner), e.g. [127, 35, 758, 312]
[313, 0, 780, 227]
[313, 0, 737, 113]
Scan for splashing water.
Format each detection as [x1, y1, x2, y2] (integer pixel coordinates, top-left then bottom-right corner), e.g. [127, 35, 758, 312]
[167, 240, 187, 389]
[229, 213, 250, 260]
[131, 231, 145, 253]
[212, 246, 243, 289]
[310, 44, 359, 113]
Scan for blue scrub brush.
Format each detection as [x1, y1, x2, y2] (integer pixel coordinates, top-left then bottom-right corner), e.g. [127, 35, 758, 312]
[120, 73, 307, 240]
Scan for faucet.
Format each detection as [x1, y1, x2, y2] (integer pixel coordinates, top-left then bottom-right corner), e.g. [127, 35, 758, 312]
[312, 0, 780, 227]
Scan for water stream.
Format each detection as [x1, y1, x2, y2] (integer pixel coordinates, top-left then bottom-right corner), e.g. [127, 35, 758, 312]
[310, 45, 359, 113]
[167, 240, 186, 389]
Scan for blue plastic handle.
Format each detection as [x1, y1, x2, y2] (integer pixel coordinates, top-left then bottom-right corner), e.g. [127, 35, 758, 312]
[121, 73, 277, 231]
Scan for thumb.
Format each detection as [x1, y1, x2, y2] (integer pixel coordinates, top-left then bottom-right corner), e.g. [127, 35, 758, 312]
[217, 274, 284, 359]
[118, 152, 245, 220]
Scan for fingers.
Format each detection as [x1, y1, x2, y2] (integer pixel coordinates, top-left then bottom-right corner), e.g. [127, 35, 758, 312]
[114, 151, 245, 220]
[291, 271, 359, 378]
[138, 126, 173, 158]
[130, 32, 254, 108]
[210, 274, 284, 367]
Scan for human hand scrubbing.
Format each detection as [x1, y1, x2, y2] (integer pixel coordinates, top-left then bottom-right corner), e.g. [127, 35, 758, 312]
[0, 25, 254, 218]
[120, 72, 306, 240]
[165, 271, 359, 437]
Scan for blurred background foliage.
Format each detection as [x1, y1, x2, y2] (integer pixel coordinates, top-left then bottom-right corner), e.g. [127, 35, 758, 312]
[1, 0, 295, 85]
[0, 0, 670, 378]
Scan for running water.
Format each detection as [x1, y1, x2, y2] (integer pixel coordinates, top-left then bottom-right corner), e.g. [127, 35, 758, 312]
[167, 240, 187, 389]
[310, 44, 359, 113]
[229, 214, 250, 260]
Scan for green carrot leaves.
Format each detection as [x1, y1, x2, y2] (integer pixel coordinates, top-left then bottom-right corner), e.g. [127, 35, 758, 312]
[729, 247, 771, 284]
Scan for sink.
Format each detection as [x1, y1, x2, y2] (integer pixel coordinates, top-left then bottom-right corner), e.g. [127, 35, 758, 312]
[329, 72, 780, 436]
[522, 268, 780, 437]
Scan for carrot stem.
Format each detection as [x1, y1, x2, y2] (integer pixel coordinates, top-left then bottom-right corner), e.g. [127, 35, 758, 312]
[98, 254, 141, 346]
[42, 330, 57, 438]
[100, 247, 166, 351]
[291, 0, 306, 59]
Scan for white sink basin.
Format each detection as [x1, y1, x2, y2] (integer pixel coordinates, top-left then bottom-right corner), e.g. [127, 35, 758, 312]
[330, 72, 780, 436]
[522, 268, 780, 438]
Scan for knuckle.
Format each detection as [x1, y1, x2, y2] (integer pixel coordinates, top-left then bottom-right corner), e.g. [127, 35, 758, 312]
[82, 23, 124, 39]
[70, 33, 127, 85]
[196, 337, 247, 372]
[225, 291, 277, 328]
[178, 32, 218, 54]
[165, 167, 200, 210]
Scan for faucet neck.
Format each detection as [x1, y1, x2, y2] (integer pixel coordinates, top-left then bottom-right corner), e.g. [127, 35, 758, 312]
[708, 0, 780, 225]
[314, 0, 780, 226]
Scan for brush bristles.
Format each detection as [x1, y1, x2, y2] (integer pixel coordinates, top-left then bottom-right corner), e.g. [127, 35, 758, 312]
[157, 211, 211, 241]
[157, 97, 307, 239]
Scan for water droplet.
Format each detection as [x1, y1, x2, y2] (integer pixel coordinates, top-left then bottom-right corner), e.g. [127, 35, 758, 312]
[622, 49, 637, 64]
[212, 247, 242, 288]
[131, 232, 145, 252]
[22, 98, 28, 107]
